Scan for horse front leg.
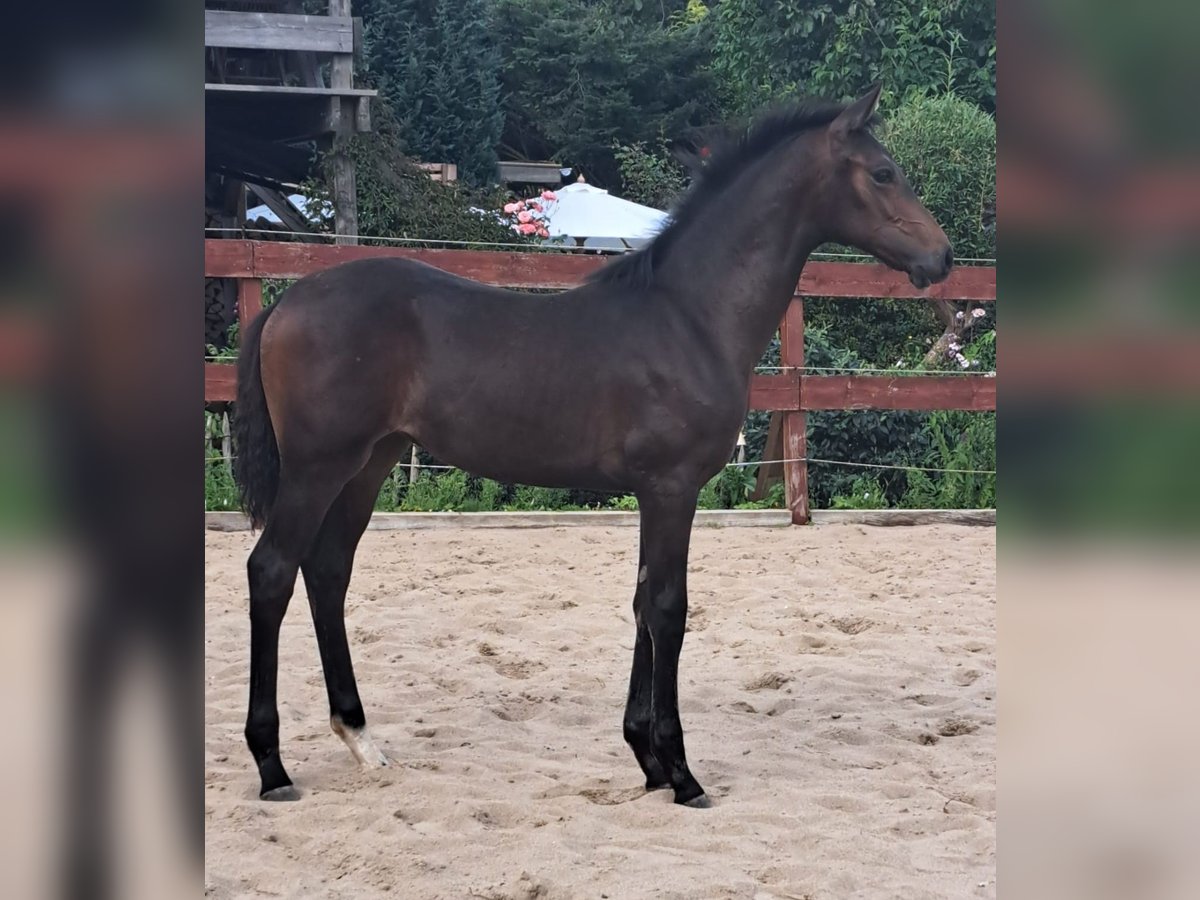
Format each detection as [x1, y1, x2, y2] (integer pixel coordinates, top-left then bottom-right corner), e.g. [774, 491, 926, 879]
[637, 488, 708, 807]
[623, 532, 671, 791]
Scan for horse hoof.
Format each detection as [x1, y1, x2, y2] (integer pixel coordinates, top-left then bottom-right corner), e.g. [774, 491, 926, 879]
[261, 785, 301, 802]
[334, 721, 389, 768]
[679, 792, 712, 809]
[358, 744, 390, 769]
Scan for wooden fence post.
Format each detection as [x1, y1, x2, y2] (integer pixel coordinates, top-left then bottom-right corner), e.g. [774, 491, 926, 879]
[221, 411, 233, 478]
[237, 277, 263, 331]
[780, 298, 810, 524]
[329, 0, 358, 246]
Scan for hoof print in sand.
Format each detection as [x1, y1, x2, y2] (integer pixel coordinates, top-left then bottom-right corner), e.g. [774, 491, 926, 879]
[744, 671, 791, 691]
[936, 716, 979, 737]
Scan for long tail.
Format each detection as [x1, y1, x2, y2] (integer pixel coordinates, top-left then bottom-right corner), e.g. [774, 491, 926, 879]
[232, 303, 281, 529]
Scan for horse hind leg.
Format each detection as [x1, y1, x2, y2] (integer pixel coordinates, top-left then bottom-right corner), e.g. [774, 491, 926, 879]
[245, 458, 365, 802]
[302, 435, 409, 771]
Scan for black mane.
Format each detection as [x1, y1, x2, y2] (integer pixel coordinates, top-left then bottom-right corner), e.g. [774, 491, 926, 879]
[588, 100, 865, 289]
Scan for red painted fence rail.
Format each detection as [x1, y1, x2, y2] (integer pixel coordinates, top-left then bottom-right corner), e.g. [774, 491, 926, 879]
[205, 239, 996, 523]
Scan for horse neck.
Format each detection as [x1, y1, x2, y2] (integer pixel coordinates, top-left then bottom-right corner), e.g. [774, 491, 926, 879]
[655, 145, 825, 374]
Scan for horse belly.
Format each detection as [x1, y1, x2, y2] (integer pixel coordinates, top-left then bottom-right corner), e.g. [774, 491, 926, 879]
[406, 382, 632, 492]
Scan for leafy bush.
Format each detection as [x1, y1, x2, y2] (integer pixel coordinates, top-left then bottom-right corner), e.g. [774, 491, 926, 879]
[736, 482, 786, 510]
[308, 101, 525, 247]
[901, 411, 996, 508]
[478, 478, 506, 511]
[714, 465, 756, 508]
[204, 459, 240, 511]
[506, 484, 575, 511]
[613, 141, 688, 209]
[803, 296, 938, 373]
[806, 94, 995, 367]
[400, 469, 470, 512]
[697, 477, 721, 510]
[830, 475, 890, 509]
[881, 93, 996, 261]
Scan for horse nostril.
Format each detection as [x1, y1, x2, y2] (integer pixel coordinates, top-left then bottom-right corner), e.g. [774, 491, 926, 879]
[943, 247, 954, 271]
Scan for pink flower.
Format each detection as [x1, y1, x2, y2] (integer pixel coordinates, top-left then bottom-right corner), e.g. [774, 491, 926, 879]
[503, 202, 520, 214]
[535, 226, 549, 238]
[517, 210, 533, 224]
[528, 201, 542, 212]
[517, 222, 537, 235]
[972, 308, 986, 318]
[541, 190, 557, 200]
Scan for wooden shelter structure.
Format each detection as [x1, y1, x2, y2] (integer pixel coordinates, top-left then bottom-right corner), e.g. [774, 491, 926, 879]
[204, 0, 375, 346]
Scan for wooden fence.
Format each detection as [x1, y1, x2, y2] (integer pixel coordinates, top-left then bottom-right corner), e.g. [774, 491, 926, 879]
[204, 239, 996, 523]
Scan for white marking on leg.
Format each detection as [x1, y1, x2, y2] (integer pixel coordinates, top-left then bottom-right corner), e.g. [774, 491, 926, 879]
[638, 565, 648, 584]
[331, 717, 389, 768]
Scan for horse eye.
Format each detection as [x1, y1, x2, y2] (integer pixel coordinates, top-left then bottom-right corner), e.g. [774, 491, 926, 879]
[872, 168, 894, 185]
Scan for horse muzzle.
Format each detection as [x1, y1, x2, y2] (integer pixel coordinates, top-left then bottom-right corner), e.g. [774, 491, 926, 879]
[908, 246, 954, 289]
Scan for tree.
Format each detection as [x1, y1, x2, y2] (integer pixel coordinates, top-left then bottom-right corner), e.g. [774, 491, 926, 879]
[493, 0, 720, 188]
[358, 0, 505, 185]
[710, 0, 995, 114]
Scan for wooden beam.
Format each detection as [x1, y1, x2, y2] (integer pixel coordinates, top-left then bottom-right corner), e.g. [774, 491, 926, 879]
[747, 374, 800, 411]
[497, 161, 563, 184]
[796, 262, 995, 301]
[246, 185, 315, 234]
[752, 411, 784, 500]
[201, 241, 994, 300]
[205, 11, 355, 54]
[205, 363, 237, 403]
[330, 119, 357, 245]
[809, 509, 995, 526]
[204, 83, 375, 98]
[799, 375, 997, 411]
[418, 163, 458, 183]
[233, 241, 607, 288]
[328, 1, 354, 90]
[205, 240, 255, 278]
[324, 2, 358, 248]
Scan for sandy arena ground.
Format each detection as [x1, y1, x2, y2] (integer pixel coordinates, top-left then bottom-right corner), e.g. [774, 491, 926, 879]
[205, 524, 995, 899]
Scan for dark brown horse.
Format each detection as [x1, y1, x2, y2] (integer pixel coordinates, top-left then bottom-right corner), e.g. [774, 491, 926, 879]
[232, 85, 953, 808]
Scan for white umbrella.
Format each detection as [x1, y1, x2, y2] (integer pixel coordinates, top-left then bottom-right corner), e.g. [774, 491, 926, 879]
[540, 181, 669, 251]
[245, 193, 330, 224]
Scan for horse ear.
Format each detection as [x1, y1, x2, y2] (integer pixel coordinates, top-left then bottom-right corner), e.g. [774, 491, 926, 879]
[831, 82, 883, 141]
[668, 139, 708, 177]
